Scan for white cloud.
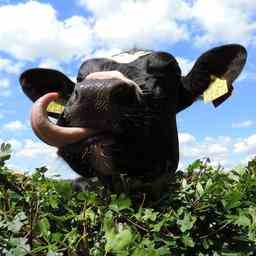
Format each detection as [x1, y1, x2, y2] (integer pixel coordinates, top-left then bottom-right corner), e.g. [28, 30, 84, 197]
[79, 0, 191, 49]
[234, 134, 256, 154]
[0, 57, 24, 74]
[208, 143, 228, 156]
[3, 120, 26, 131]
[46, 156, 80, 179]
[0, 78, 11, 97]
[79, 0, 191, 20]
[0, 137, 64, 175]
[5, 138, 22, 151]
[0, 137, 77, 179]
[241, 154, 256, 166]
[232, 120, 254, 128]
[191, 0, 256, 46]
[38, 58, 62, 71]
[207, 136, 232, 145]
[0, 78, 10, 89]
[0, 0, 254, 66]
[79, 0, 256, 49]
[179, 132, 196, 144]
[179, 134, 232, 167]
[0, 1, 93, 62]
[16, 139, 56, 158]
[1, 131, 254, 178]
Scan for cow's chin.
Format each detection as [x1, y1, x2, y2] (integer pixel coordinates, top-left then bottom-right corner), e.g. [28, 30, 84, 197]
[57, 129, 115, 177]
[80, 130, 114, 147]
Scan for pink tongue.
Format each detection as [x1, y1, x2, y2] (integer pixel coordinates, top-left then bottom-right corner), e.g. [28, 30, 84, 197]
[31, 92, 95, 147]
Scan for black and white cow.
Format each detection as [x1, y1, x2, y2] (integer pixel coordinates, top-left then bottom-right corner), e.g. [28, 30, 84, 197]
[20, 45, 247, 197]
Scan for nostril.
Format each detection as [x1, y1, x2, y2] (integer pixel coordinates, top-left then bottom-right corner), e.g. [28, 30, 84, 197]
[110, 82, 139, 106]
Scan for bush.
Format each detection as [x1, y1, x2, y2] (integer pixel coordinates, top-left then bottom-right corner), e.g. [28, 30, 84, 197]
[0, 143, 256, 255]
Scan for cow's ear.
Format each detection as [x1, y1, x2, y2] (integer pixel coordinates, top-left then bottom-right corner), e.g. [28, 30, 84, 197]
[20, 68, 75, 102]
[20, 68, 75, 118]
[182, 44, 247, 107]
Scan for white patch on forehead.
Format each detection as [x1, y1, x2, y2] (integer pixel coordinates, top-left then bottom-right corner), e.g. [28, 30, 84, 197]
[107, 50, 151, 64]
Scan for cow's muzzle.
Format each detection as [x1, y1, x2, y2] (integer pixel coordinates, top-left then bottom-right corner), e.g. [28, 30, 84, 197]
[30, 74, 142, 148]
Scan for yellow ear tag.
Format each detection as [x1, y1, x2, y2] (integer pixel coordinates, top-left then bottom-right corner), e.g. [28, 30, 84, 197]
[203, 75, 229, 103]
[47, 101, 65, 114]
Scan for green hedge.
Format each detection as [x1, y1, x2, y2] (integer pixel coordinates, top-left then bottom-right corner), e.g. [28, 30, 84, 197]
[0, 143, 256, 255]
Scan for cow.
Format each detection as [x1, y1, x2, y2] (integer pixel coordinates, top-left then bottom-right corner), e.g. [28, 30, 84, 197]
[20, 44, 247, 200]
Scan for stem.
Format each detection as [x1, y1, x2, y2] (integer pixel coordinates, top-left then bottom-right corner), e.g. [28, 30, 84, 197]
[139, 193, 146, 209]
[28, 188, 39, 249]
[200, 223, 229, 239]
[125, 217, 149, 233]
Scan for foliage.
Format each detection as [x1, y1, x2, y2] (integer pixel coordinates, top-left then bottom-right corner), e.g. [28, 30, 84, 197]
[0, 143, 256, 255]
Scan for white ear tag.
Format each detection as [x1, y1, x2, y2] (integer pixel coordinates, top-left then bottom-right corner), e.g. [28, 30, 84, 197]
[203, 75, 229, 103]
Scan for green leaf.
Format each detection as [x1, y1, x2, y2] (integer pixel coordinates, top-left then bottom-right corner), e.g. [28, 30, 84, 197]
[156, 246, 171, 255]
[187, 159, 202, 175]
[54, 181, 73, 200]
[7, 212, 27, 233]
[132, 247, 159, 256]
[51, 232, 64, 243]
[205, 178, 213, 190]
[196, 182, 204, 197]
[235, 213, 251, 227]
[103, 210, 114, 231]
[132, 248, 147, 256]
[0, 143, 11, 164]
[37, 217, 50, 239]
[109, 193, 132, 212]
[48, 195, 59, 209]
[152, 219, 165, 232]
[6, 237, 30, 256]
[141, 208, 158, 222]
[202, 239, 210, 250]
[47, 251, 63, 256]
[83, 207, 96, 223]
[182, 234, 195, 248]
[222, 190, 242, 209]
[64, 229, 80, 247]
[228, 171, 240, 182]
[105, 225, 133, 253]
[77, 191, 97, 205]
[132, 239, 159, 256]
[182, 178, 187, 188]
[177, 212, 197, 233]
[77, 191, 88, 201]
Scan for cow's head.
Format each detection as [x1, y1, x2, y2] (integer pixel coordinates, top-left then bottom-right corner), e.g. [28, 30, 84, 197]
[20, 45, 247, 185]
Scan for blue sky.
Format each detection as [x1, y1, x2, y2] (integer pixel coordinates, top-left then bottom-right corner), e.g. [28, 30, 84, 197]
[0, 0, 255, 178]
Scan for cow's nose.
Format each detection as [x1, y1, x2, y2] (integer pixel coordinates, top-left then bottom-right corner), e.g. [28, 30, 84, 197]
[110, 80, 141, 106]
[74, 78, 140, 107]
